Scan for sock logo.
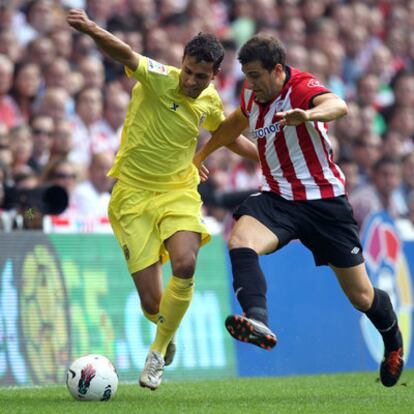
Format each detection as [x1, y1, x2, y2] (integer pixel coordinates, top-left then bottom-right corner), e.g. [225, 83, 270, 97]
[122, 245, 130, 260]
[234, 287, 243, 298]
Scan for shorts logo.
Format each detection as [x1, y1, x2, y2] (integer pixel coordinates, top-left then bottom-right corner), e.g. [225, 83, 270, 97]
[351, 246, 360, 254]
[122, 244, 130, 260]
[158, 315, 165, 324]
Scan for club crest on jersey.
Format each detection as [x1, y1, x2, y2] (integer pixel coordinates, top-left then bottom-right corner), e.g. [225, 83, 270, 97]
[147, 58, 168, 76]
[307, 78, 323, 88]
[253, 122, 281, 138]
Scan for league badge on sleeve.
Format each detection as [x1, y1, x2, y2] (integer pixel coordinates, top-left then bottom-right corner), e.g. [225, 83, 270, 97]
[147, 58, 168, 76]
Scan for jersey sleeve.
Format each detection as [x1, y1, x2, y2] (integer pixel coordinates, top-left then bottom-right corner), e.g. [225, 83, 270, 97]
[290, 75, 331, 110]
[201, 92, 225, 132]
[124, 56, 170, 92]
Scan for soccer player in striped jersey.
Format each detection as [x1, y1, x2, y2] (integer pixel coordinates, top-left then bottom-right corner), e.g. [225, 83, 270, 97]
[194, 34, 403, 387]
[67, 9, 258, 390]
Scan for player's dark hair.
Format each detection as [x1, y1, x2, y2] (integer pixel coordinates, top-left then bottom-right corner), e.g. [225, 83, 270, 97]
[238, 34, 286, 71]
[183, 33, 224, 73]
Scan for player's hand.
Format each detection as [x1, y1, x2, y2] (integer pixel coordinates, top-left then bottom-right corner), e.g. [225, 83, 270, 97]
[199, 163, 209, 182]
[275, 109, 309, 126]
[67, 9, 95, 34]
[193, 154, 209, 182]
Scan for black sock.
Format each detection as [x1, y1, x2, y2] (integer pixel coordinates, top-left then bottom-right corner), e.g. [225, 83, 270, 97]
[229, 247, 268, 325]
[364, 288, 401, 352]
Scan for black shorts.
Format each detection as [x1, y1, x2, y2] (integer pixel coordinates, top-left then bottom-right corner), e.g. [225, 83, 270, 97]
[233, 192, 364, 268]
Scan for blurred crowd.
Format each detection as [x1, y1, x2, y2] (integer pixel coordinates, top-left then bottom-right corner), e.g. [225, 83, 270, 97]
[0, 0, 413, 236]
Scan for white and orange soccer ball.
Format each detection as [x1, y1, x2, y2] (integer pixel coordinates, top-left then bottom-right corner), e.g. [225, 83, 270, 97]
[66, 354, 119, 401]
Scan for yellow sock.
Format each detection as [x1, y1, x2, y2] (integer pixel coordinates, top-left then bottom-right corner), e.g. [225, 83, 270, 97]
[141, 307, 159, 324]
[150, 275, 194, 356]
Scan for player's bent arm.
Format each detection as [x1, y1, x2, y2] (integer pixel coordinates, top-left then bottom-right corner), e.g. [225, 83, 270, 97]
[195, 107, 249, 164]
[67, 9, 140, 71]
[306, 93, 348, 122]
[226, 136, 259, 162]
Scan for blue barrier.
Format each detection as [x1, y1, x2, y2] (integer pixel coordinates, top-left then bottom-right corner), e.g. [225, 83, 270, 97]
[229, 212, 414, 377]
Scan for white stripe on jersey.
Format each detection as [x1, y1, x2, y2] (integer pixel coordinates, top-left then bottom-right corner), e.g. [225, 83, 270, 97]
[304, 121, 345, 197]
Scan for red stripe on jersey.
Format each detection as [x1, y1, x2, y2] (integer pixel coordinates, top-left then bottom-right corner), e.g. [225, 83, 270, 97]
[296, 123, 335, 198]
[247, 93, 254, 113]
[240, 89, 246, 114]
[314, 122, 346, 188]
[257, 103, 280, 194]
[274, 128, 307, 200]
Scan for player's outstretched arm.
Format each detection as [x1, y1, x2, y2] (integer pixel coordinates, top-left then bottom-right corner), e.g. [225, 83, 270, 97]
[276, 93, 348, 126]
[194, 107, 250, 168]
[67, 9, 140, 71]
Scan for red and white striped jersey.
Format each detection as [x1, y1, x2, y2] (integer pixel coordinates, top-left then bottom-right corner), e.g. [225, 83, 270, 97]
[240, 67, 346, 201]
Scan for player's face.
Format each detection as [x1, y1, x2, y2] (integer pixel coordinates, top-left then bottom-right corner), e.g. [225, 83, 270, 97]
[180, 55, 216, 98]
[242, 61, 285, 103]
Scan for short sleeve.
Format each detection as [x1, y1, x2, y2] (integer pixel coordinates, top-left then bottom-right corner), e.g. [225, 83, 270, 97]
[202, 93, 225, 132]
[290, 76, 331, 110]
[124, 56, 170, 91]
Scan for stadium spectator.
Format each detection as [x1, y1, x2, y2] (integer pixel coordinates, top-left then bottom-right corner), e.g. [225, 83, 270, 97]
[352, 133, 382, 187]
[71, 151, 114, 217]
[0, 123, 12, 169]
[36, 86, 70, 120]
[50, 118, 74, 162]
[393, 152, 414, 219]
[25, 36, 56, 70]
[10, 62, 41, 122]
[349, 156, 402, 228]
[98, 89, 129, 152]
[69, 86, 108, 166]
[78, 55, 105, 89]
[0, 53, 22, 128]
[28, 114, 54, 174]
[43, 157, 79, 216]
[9, 124, 33, 176]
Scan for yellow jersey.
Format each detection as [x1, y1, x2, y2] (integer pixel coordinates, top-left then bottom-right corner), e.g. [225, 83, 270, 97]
[108, 56, 225, 191]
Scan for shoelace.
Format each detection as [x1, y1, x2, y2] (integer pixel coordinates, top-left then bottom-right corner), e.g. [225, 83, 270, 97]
[146, 353, 163, 379]
[385, 348, 403, 375]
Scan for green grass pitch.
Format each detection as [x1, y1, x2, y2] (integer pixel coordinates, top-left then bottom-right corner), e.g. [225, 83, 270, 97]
[1, 370, 413, 414]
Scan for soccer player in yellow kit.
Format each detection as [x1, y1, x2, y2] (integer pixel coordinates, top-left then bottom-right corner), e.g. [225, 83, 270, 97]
[67, 9, 257, 390]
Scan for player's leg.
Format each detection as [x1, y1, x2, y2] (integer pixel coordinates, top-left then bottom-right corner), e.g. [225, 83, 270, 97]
[131, 263, 176, 367]
[331, 263, 404, 387]
[149, 230, 201, 358]
[226, 214, 279, 349]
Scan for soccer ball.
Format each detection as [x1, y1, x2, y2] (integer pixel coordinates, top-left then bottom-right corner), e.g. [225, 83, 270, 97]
[66, 354, 119, 401]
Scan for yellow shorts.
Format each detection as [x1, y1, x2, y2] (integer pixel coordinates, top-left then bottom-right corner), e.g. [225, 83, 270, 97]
[108, 181, 210, 273]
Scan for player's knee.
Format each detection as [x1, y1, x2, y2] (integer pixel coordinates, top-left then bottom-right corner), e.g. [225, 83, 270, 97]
[228, 233, 252, 250]
[140, 295, 161, 315]
[349, 290, 373, 312]
[171, 255, 196, 277]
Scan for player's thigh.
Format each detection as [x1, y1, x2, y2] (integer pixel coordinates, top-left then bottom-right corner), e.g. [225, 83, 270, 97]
[132, 261, 163, 314]
[330, 262, 374, 311]
[229, 215, 279, 255]
[158, 189, 209, 274]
